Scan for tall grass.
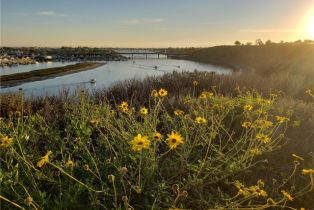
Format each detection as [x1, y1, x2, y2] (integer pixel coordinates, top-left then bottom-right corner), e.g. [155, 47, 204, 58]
[0, 71, 313, 209]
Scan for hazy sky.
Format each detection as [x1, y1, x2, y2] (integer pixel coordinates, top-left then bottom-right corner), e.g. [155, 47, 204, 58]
[1, 0, 314, 47]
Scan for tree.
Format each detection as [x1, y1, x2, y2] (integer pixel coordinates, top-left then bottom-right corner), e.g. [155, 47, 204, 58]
[234, 40, 241, 46]
[265, 40, 273, 45]
[255, 39, 264, 46]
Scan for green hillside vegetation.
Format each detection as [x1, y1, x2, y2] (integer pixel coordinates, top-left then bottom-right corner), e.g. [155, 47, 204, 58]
[187, 42, 314, 77]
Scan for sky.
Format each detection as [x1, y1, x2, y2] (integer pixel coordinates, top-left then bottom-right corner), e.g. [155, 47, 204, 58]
[1, 0, 314, 47]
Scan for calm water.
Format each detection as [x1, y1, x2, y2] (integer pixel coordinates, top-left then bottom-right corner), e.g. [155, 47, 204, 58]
[0, 58, 230, 97]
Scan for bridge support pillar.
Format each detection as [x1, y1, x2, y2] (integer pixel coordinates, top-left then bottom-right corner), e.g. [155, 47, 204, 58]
[146, 54, 147, 59]
[158, 54, 159, 59]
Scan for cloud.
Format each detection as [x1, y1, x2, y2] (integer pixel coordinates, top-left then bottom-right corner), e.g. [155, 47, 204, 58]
[239, 28, 298, 33]
[37, 11, 70, 17]
[121, 18, 165, 25]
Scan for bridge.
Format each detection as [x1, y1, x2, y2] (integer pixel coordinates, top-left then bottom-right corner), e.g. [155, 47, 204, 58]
[114, 50, 188, 59]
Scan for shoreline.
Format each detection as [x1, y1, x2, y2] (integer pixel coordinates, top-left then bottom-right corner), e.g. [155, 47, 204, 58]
[0, 62, 105, 87]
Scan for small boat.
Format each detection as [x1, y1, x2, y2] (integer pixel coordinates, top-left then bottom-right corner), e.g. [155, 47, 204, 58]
[154, 66, 158, 69]
[90, 79, 96, 83]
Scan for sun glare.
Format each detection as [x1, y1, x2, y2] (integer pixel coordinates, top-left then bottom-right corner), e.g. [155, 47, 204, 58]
[307, 14, 314, 39]
[301, 8, 314, 40]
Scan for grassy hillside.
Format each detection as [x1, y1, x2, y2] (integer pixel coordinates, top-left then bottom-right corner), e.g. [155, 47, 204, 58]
[187, 43, 314, 77]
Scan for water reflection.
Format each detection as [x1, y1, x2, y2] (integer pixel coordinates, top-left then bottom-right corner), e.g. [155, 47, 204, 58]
[0, 58, 230, 97]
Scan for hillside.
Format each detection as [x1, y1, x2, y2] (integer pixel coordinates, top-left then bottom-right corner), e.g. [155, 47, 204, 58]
[187, 43, 314, 76]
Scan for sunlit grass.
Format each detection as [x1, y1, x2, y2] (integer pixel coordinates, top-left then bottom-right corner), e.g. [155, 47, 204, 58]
[0, 79, 313, 209]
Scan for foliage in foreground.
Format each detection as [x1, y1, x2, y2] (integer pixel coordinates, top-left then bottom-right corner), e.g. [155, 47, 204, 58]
[0, 83, 314, 209]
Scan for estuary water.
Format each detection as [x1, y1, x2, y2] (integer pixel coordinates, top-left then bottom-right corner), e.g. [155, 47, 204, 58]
[0, 57, 230, 97]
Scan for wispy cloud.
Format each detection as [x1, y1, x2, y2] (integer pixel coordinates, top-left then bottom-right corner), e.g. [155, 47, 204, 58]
[121, 18, 165, 25]
[239, 28, 298, 33]
[9, 11, 71, 17]
[37, 11, 70, 17]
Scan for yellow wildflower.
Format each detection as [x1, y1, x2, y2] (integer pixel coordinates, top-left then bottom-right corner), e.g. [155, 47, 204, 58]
[256, 133, 271, 144]
[243, 105, 253, 111]
[151, 89, 159, 98]
[25, 196, 33, 206]
[166, 131, 184, 149]
[174, 109, 184, 116]
[256, 188, 268, 197]
[256, 109, 267, 115]
[257, 98, 272, 106]
[130, 134, 150, 152]
[158, 88, 168, 97]
[140, 107, 148, 115]
[234, 180, 251, 197]
[119, 101, 129, 113]
[195, 116, 207, 124]
[281, 190, 293, 201]
[0, 135, 13, 148]
[199, 91, 213, 99]
[153, 132, 162, 141]
[254, 119, 273, 129]
[66, 159, 74, 168]
[241, 121, 251, 128]
[275, 116, 289, 123]
[302, 169, 314, 175]
[37, 151, 53, 168]
[249, 148, 262, 156]
[183, 97, 192, 104]
[249, 185, 268, 197]
[193, 80, 199, 86]
[199, 92, 207, 99]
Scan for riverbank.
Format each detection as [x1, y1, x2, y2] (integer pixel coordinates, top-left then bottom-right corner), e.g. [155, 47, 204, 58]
[0, 62, 105, 87]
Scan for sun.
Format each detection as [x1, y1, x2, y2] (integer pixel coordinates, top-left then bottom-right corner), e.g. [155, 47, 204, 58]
[299, 7, 314, 40]
[306, 14, 314, 39]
